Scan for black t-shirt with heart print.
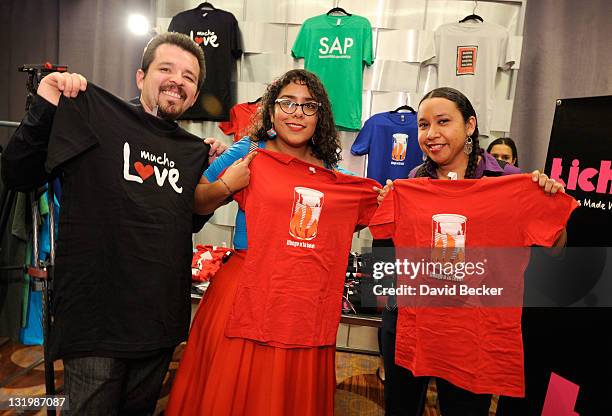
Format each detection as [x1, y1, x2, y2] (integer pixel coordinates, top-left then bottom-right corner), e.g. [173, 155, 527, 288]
[46, 83, 209, 359]
[168, 7, 242, 121]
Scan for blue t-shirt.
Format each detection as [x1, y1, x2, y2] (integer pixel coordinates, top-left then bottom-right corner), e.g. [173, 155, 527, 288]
[204, 137, 264, 249]
[351, 111, 422, 184]
[204, 137, 355, 249]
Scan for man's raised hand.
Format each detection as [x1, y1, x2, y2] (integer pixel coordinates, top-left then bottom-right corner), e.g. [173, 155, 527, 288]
[37, 72, 87, 106]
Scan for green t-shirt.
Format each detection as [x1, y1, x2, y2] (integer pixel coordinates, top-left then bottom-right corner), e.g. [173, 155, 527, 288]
[292, 14, 373, 130]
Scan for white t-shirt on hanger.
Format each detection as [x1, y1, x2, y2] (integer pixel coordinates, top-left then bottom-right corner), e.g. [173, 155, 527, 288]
[427, 21, 515, 136]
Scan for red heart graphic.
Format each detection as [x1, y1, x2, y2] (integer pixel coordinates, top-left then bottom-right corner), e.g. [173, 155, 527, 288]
[134, 162, 154, 180]
[194, 37, 203, 44]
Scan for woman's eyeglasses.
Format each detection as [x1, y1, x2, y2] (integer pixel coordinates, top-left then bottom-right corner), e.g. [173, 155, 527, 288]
[274, 99, 321, 116]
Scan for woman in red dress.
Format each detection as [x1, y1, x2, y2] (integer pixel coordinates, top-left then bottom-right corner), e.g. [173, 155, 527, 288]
[167, 69, 380, 416]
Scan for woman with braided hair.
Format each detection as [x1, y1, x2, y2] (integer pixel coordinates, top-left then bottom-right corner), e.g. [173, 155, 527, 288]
[408, 87, 515, 181]
[375, 87, 566, 415]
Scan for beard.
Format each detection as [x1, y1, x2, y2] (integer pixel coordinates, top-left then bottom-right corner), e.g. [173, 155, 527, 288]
[156, 84, 188, 121]
[157, 103, 181, 121]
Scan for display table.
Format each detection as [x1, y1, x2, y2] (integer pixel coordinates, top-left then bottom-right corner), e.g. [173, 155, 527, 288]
[340, 314, 381, 327]
[337, 314, 381, 355]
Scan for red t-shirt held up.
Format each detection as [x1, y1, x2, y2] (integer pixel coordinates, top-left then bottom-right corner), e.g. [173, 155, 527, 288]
[227, 149, 380, 347]
[369, 175, 578, 397]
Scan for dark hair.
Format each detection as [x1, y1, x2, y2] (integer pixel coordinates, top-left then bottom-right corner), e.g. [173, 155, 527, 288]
[415, 87, 482, 179]
[249, 69, 341, 168]
[486, 137, 519, 167]
[141, 32, 206, 91]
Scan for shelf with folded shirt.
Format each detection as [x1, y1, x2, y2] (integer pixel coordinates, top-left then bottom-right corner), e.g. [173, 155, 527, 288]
[338, 252, 382, 355]
[190, 245, 233, 303]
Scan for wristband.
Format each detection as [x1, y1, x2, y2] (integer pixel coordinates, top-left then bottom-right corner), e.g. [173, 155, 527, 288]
[219, 177, 233, 194]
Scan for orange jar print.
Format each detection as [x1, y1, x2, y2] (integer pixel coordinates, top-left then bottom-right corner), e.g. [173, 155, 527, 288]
[431, 214, 467, 280]
[391, 133, 408, 162]
[289, 187, 324, 241]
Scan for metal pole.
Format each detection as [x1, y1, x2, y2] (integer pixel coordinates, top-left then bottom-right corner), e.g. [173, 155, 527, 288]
[30, 193, 40, 267]
[45, 184, 56, 415]
[0, 120, 20, 128]
[30, 190, 56, 415]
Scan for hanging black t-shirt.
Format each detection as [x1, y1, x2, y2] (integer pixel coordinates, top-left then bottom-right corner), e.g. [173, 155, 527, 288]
[168, 7, 242, 121]
[45, 83, 210, 359]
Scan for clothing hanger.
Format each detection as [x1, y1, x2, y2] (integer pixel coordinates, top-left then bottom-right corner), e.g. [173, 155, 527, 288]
[198, 2, 215, 11]
[248, 97, 261, 105]
[327, 7, 351, 16]
[391, 104, 416, 113]
[459, 14, 483, 23]
[459, 0, 483, 23]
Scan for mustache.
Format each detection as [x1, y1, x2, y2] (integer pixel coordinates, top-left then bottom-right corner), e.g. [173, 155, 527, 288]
[159, 83, 187, 99]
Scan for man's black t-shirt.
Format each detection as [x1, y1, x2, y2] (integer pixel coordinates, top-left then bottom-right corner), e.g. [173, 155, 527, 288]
[168, 7, 242, 121]
[46, 83, 209, 359]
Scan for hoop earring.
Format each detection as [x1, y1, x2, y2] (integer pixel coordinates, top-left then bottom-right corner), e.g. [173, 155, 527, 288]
[422, 152, 427, 162]
[463, 135, 473, 155]
[267, 127, 277, 138]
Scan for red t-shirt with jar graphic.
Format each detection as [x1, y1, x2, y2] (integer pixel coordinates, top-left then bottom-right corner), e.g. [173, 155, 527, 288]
[227, 149, 380, 347]
[369, 175, 578, 397]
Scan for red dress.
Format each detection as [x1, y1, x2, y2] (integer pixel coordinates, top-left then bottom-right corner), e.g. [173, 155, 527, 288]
[166, 251, 336, 415]
[167, 150, 379, 415]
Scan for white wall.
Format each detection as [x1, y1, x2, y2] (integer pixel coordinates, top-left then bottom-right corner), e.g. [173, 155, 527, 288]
[155, 0, 527, 249]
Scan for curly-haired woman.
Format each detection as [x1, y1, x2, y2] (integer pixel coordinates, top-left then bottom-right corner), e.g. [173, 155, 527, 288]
[167, 69, 380, 415]
[191, 69, 348, 250]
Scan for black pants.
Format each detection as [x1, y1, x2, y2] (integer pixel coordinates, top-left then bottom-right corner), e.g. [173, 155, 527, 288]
[381, 308, 491, 416]
[62, 348, 174, 416]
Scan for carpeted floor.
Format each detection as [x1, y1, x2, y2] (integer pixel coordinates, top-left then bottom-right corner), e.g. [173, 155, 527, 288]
[0, 338, 497, 415]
